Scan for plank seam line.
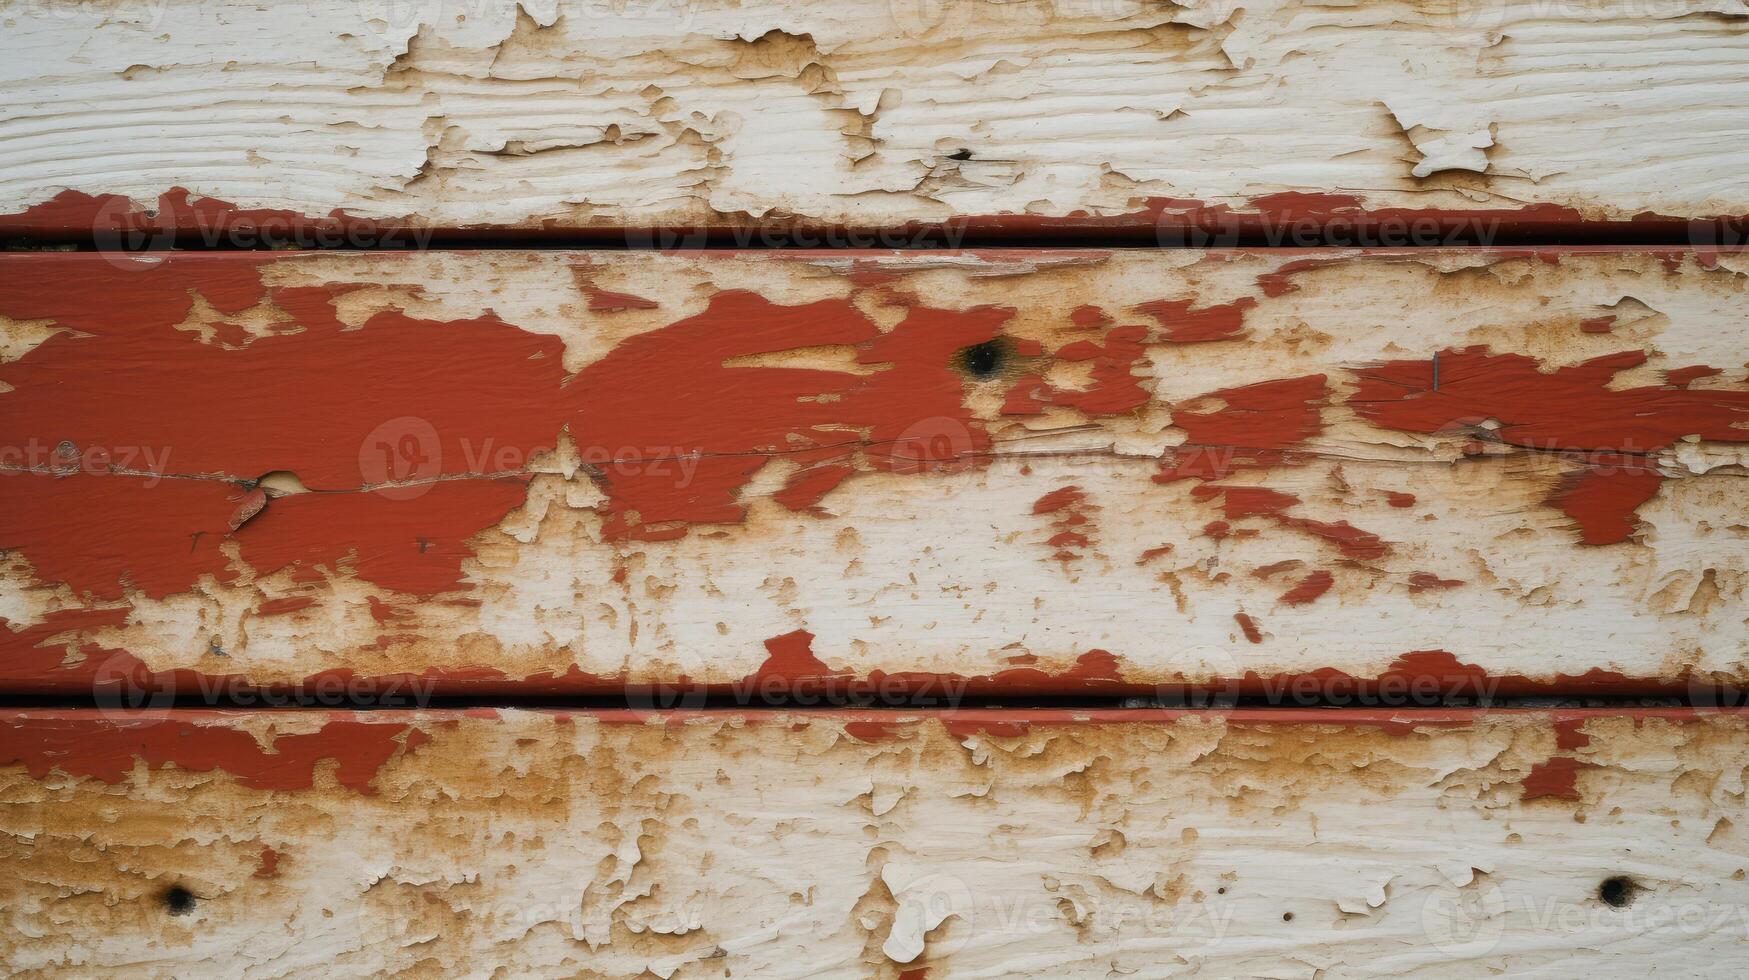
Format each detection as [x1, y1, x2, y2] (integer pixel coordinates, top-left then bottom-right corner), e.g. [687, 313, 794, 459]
[3, 220, 1745, 252]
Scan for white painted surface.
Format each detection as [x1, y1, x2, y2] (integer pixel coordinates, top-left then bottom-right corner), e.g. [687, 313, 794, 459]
[2, 709, 1746, 976]
[2, 0, 1748, 228]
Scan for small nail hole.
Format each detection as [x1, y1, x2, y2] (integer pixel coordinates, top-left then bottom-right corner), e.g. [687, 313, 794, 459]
[1599, 876, 1637, 908]
[957, 340, 1004, 379]
[1281, 911, 1294, 922]
[163, 885, 197, 916]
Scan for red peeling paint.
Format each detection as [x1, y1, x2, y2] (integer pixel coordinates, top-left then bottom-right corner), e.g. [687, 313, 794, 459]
[1521, 755, 1589, 802]
[1256, 256, 1352, 298]
[255, 596, 315, 617]
[1553, 717, 1593, 751]
[1184, 481, 1389, 563]
[755, 630, 850, 684]
[1385, 491, 1416, 508]
[943, 718, 1031, 739]
[0, 188, 408, 246]
[0, 607, 1722, 702]
[568, 290, 1005, 540]
[1000, 374, 1051, 416]
[0, 473, 243, 601]
[0, 256, 567, 598]
[1134, 297, 1257, 343]
[1350, 347, 1749, 452]
[1350, 347, 1749, 544]
[0, 714, 422, 792]
[1033, 486, 1096, 562]
[1032, 486, 1086, 515]
[1280, 570, 1335, 606]
[239, 479, 535, 595]
[0, 287, 565, 490]
[1234, 612, 1263, 644]
[1409, 572, 1464, 592]
[582, 286, 659, 312]
[1277, 516, 1387, 562]
[1580, 315, 1616, 334]
[843, 720, 912, 742]
[255, 847, 281, 878]
[1037, 324, 1151, 416]
[0, 256, 1049, 599]
[1158, 376, 1327, 482]
[1666, 365, 1723, 387]
[1549, 465, 1665, 545]
[1070, 305, 1110, 328]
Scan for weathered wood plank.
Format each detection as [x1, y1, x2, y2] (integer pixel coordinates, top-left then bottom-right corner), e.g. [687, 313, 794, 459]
[3, 0, 1748, 238]
[2, 248, 1747, 698]
[3, 707, 1748, 975]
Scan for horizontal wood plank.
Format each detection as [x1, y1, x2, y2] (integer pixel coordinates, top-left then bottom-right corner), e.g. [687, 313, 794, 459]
[4, 707, 1749, 975]
[3, 0, 1749, 237]
[2, 248, 1747, 697]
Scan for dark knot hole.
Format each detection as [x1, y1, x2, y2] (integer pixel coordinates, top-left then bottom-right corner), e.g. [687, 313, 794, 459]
[957, 339, 1005, 379]
[1599, 876, 1637, 908]
[162, 885, 197, 916]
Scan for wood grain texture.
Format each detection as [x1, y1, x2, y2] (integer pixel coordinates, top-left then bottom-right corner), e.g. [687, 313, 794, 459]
[3, 0, 1749, 236]
[4, 707, 1749, 976]
[2, 248, 1747, 698]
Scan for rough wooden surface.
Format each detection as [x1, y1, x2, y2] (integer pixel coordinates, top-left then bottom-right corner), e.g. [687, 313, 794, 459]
[3, 248, 1748, 698]
[4, 0, 1749, 237]
[3, 707, 1748, 976]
